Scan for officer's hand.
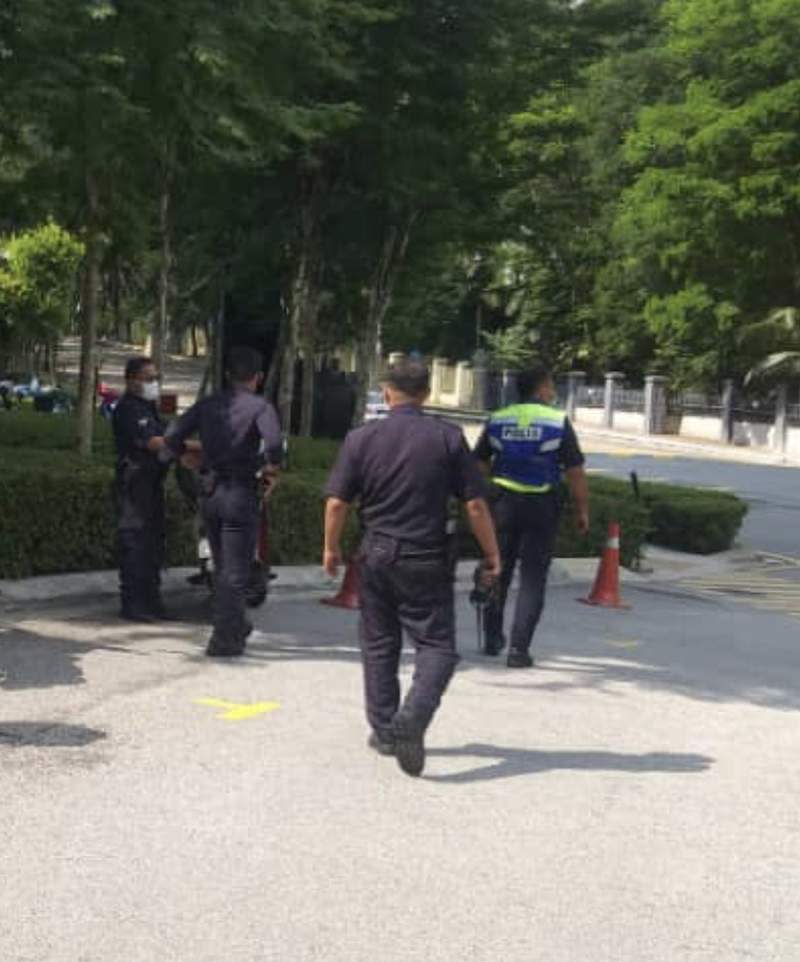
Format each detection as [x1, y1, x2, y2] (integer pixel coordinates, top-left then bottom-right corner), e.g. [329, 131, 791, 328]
[482, 553, 502, 584]
[575, 509, 590, 536]
[323, 548, 342, 579]
[180, 451, 202, 471]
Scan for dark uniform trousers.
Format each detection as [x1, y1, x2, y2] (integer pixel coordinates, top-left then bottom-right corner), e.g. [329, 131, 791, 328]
[358, 533, 459, 737]
[484, 488, 560, 653]
[116, 458, 166, 613]
[203, 478, 259, 644]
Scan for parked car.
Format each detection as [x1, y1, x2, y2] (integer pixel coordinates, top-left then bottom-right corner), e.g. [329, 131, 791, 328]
[363, 390, 389, 422]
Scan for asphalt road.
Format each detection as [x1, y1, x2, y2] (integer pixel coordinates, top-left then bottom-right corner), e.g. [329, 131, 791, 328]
[3, 581, 800, 962]
[586, 451, 800, 559]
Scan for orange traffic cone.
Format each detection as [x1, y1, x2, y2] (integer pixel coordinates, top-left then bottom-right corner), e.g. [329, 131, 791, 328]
[579, 521, 630, 609]
[321, 559, 360, 609]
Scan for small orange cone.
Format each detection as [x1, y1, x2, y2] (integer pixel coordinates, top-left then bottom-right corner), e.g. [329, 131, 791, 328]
[579, 521, 630, 609]
[321, 559, 360, 609]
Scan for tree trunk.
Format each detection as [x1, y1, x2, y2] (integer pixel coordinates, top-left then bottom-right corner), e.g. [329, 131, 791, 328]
[277, 327, 296, 432]
[77, 170, 102, 457]
[151, 153, 173, 370]
[353, 211, 419, 423]
[265, 298, 290, 403]
[281, 169, 326, 435]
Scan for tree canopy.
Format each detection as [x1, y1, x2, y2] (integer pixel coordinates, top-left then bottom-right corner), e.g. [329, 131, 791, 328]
[1, 0, 797, 447]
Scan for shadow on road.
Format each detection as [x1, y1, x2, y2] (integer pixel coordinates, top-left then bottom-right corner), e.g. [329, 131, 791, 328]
[0, 721, 106, 747]
[0, 629, 141, 692]
[425, 743, 714, 784]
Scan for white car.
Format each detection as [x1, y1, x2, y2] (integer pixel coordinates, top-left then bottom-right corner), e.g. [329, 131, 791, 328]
[363, 390, 389, 422]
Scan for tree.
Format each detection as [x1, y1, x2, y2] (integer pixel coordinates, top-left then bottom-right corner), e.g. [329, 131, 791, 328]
[613, 0, 800, 385]
[0, 223, 84, 373]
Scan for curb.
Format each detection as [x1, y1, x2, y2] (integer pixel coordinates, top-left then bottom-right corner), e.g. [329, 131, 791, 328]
[0, 559, 576, 607]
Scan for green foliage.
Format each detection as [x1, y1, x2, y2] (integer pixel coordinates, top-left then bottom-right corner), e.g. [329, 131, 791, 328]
[0, 223, 83, 358]
[638, 481, 749, 555]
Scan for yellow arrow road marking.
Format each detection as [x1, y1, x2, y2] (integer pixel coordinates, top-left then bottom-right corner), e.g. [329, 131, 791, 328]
[194, 698, 281, 721]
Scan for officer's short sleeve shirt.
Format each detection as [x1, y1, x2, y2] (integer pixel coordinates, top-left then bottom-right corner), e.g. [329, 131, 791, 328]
[112, 393, 164, 460]
[325, 406, 487, 546]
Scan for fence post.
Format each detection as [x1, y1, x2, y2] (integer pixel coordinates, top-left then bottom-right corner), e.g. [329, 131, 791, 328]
[566, 371, 586, 422]
[720, 378, 734, 443]
[430, 358, 447, 405]
[603, 372, 624, 429]
[644, 375, 669, 435]
[455, 361, 473, 408]
[773, 382, 788, 455]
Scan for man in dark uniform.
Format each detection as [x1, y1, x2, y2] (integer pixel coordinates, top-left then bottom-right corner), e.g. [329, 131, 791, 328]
[112, 357, 175, 622]
[324, 360, 501, 777]
[165, 346, 282, 658]
[474, 366, 589, 668]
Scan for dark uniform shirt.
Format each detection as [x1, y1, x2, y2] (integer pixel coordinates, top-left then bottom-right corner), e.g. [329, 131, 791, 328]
[165, 388, 283, 471]
[474, 415, 585, 472]
[325, 405, 486, 547]
[112, 392, 165, 464]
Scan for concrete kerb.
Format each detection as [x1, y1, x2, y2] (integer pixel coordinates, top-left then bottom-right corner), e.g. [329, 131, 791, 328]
[0, 548, 762, 608]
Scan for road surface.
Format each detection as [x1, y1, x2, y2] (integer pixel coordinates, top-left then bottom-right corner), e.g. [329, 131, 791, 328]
[3, 579, 800, 962]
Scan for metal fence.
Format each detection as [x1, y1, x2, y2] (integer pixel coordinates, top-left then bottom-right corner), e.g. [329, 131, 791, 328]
[732, 397, 776, 425]
[667, 391, 722, 416]
[577, 385, 605, 408]
[614, 387, 645, 412]
[787, 403, 800, 426]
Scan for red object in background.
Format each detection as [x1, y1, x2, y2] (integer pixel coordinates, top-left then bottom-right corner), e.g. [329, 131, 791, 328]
[579, 521, 630, 609]
[159, 392, 178, 415]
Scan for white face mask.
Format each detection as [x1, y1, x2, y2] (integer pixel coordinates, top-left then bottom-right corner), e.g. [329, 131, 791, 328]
[142, 381, 160, 403]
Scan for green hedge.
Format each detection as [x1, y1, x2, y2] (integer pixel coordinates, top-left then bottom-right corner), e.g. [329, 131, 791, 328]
[0, 432, 748, 578]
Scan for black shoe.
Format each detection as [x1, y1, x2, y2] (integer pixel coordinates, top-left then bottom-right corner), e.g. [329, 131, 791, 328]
[507, 650, 534, 668]
[483, 634, 507, 657]
[367, 732, 396, 757]
[391, 714, 425, 777]
[120, 607, 156, 624]
[205, 635, 245, 658]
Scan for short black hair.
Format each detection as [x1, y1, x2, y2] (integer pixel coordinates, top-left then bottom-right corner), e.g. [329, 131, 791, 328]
[227, 345, 263, 383]
[125, 356, 154, 380]
[383, 359, 430, 398]
[517, 366, 552, 400]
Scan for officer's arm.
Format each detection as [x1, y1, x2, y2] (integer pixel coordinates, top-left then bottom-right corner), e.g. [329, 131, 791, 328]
[464, 499, 502, 579]
[323, 498, 350, 578]
[257, 402, 283, 472]
[163, 404, 202, 459]
[562, 420, 589, 534]
[566, 466, 590, 534]
[472, 426, 493, 476]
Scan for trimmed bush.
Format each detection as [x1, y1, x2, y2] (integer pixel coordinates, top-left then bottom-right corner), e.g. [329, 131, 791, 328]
[638, 482, 748, 554]
[0, 433, 748, 579]
[0, 409, 114, 454]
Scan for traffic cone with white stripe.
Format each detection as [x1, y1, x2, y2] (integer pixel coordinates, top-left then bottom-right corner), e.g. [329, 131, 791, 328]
[580, 521, 630, 609]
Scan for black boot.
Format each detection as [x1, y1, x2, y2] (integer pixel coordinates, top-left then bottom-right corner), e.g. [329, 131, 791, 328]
[391, 713, 425, 777]
[507, 649, 534, 668]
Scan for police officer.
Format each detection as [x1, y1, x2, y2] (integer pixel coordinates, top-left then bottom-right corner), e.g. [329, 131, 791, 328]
[165, 346, 282, 657]
[324, 359, 501, 777]
[474, 366, 589, 667]
[112, 357, 176, 622]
